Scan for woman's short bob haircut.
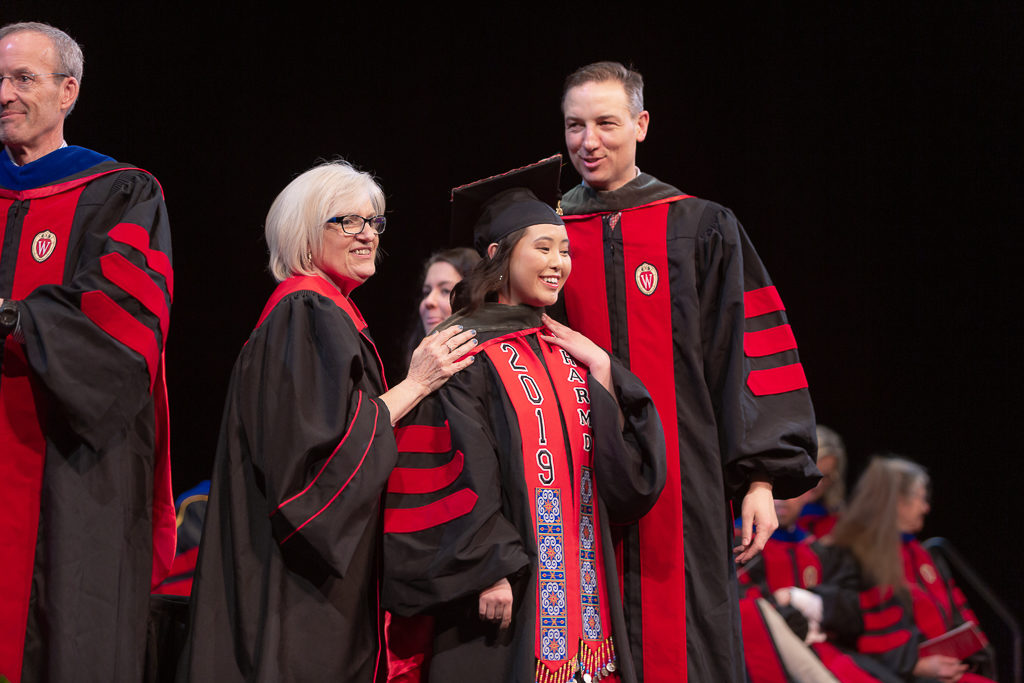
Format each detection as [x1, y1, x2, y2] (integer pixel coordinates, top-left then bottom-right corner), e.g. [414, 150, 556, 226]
[266, 160, 385, 283]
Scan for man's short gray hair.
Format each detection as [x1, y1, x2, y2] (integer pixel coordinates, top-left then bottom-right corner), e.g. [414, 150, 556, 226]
[562, 61, 644, 117]
[0, 22, 84, 114]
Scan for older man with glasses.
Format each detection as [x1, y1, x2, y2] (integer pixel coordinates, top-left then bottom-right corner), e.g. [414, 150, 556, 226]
[0, 21, 174, 683]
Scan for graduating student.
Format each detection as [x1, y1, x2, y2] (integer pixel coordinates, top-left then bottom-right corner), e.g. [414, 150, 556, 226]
[383, 156, 666, 683]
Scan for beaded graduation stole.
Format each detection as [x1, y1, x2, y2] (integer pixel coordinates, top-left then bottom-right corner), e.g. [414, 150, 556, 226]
[485, 332, 618, 683]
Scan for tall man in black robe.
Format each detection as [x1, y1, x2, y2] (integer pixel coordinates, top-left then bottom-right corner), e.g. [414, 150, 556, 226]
[555, 61, 819, 682]
[0, 21, 175, 683]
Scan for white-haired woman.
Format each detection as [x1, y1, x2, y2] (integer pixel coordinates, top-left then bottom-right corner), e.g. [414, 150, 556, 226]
[180, 160, 476, 682]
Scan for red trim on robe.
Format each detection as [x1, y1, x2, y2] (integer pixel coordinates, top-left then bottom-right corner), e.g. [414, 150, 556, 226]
[99, 252, 170, 344]
[559, 214, 611, 353]
[860, 586, 895, 610]
[561, 194, 691, 221]
[0, 342, 47, 683]
[458, 326, 542, 361]
[619, 201, 688, 680]
[254, 275, 387, 389]
[257, 275, 366, 331]
[387, 450, 465, 495]
[811, 643, 886, 682]
[80, 290, 159, 389]
[747, 363, 809, 396]
[383, 489, 479, 534]
[281, 400, 382, 544]
[863, 605, 905, 631]
[738, 599, 791, 683]
[0, 167, 138, 201]
[150, 354, 176, 587]
[744, 324, 798, 358]
[744, 285, 785, 318]
[395, 423, 452, 454]
[152, 547, 200, 596]
[275, 392, 365, 513]
[857, 629, 912, 654]
[109, 222, 175, 299]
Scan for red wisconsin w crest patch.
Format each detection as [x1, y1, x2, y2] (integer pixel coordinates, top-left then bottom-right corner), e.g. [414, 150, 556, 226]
[31, 230, 57, 263]
[634, 262, 658, 295]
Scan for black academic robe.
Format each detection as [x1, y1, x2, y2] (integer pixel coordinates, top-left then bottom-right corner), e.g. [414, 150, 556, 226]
[0, 147, 175, 683]
[383, 304, 666, 683]
[178, 275, 397, 683]
[812, 546, 921, 683]
[812, 544, 999, 683]
[557, 174, 820, 683]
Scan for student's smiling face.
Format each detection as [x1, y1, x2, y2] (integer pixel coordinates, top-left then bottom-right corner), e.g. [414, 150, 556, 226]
[496, 223, 571, 307]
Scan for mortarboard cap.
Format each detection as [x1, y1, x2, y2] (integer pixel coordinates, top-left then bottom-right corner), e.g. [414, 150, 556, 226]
[450, 154, 564, 256]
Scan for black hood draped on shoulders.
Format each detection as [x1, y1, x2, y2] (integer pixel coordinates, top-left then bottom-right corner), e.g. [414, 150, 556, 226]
[562, 173, 685, 214]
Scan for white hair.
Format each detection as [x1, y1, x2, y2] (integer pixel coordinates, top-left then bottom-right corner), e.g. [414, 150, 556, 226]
[265, 160, 385, 282]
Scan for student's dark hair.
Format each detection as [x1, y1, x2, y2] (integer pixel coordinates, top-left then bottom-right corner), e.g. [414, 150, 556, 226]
[451, 228, 529, 316]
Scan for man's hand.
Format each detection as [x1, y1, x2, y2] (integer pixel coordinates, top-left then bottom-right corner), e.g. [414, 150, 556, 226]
[734, 480, 777, 564]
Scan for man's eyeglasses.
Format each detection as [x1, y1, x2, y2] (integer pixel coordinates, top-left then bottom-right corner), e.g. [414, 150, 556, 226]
[0, 73, 70, 92]
[326, 214, 387, 235]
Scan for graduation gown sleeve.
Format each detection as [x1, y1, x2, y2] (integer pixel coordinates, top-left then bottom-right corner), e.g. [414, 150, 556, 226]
[17, 168, 172, 450]
[695, 203, 819, 501]
[813, 546, 921, 681]
[382, 359, 531, 616]
[234, 291, 396, 577]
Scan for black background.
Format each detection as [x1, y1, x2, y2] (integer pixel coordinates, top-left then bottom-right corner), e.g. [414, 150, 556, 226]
[6, 0, 1022, 652]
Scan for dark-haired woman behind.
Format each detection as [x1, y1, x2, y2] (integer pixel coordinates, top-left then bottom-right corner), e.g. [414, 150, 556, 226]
[405, 248, 480, 366]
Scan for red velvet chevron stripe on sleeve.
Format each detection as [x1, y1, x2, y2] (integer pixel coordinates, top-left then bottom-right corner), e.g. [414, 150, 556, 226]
[395, 423, 452, 453]
[109, 222, 174, 298]
[744, 324, 798, 358]
[99, 252, 170, 343]
[385, 419, 480, 532]
[860, 585, 895, 610]
[81, 290, 160, 388]
[743, 285, 808, 395]
[855, 585, 914, 654]
[744, 285, 785, 317]
[384, 488, 478, 533]
[387, 451, 465, 495]
[747, 364, 809, 396]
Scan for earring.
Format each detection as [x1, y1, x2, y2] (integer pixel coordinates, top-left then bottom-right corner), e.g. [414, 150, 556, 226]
[305, 249, 313, 268]
[498, 274, 504, 282]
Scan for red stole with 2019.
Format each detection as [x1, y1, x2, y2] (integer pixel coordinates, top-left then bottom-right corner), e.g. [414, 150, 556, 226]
[484, 332, 616, 683]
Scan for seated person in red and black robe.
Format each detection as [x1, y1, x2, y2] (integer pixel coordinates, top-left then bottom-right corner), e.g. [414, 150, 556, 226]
[780, 456, 996, 683]
[737, 495, 833, 682]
